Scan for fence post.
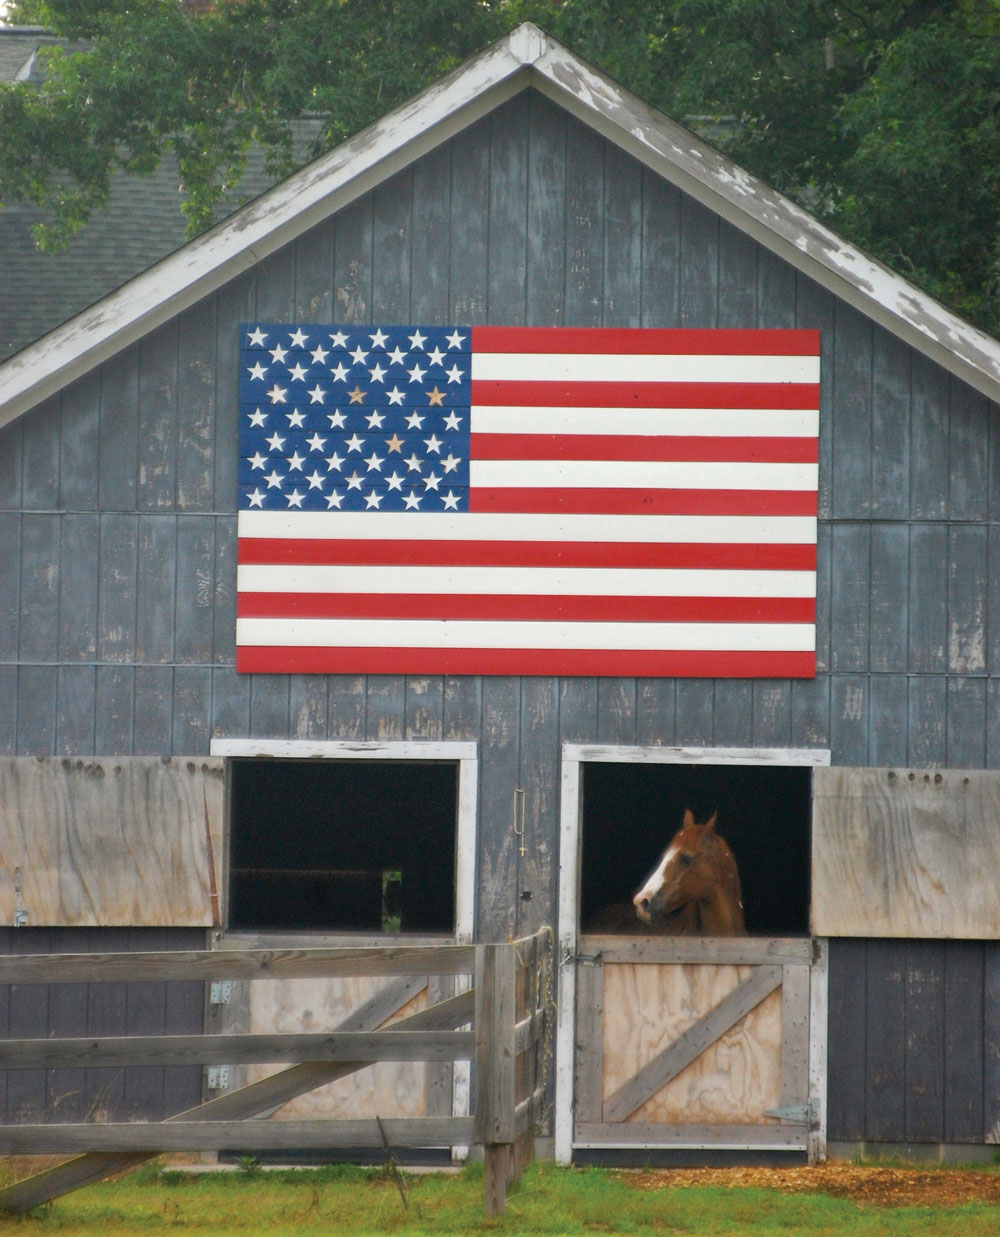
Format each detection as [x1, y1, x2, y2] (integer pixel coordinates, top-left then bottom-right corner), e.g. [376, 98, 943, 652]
[474, 941, 516, 1216]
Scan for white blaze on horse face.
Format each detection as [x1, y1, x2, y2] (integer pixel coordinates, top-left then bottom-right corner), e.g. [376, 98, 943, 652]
[633, 841, 679, 923]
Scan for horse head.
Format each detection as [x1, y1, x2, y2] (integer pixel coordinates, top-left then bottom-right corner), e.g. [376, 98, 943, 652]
[632, 809, 745, 934]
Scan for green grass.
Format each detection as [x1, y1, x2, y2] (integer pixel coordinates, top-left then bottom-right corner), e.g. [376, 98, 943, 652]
[0, 1161, 996, 1235]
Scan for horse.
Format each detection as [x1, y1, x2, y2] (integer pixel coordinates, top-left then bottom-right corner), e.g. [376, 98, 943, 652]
[585, 809, 745, 935]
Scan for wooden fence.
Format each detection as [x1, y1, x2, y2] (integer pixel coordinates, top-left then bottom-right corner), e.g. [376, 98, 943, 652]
[0, 928, 552, 1217]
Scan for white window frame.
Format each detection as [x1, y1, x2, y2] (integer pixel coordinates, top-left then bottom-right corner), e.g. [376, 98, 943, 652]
[554, 742, 831, 1165]
[210, 738, 478, 944]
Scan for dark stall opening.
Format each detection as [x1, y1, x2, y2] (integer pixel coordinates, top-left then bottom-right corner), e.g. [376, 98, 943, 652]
[580, 762, 812, 937]
[228, 759, 458, 933]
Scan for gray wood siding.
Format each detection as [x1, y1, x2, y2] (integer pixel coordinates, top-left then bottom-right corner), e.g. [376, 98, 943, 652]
[0, 89, 998, 949]
[827, 939, 1000, 1145]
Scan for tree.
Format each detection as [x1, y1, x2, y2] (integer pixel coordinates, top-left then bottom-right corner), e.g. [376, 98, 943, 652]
[3, 0, 999, 335]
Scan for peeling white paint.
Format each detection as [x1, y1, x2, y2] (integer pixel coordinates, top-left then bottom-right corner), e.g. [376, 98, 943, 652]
[3, 21, 1000, 425]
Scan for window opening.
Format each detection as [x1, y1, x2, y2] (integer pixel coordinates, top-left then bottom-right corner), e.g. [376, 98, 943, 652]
[227, 758, 458, 933]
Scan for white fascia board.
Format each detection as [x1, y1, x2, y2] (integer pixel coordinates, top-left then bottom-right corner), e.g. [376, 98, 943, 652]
[529, 45, 1000, 404]
[0, 33, 537, 429]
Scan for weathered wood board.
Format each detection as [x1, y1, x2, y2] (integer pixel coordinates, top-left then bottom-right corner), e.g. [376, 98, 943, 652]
[600, 963, 783, 1126]
[0, 757, 223, 926]
[812, 767, 1000, 939]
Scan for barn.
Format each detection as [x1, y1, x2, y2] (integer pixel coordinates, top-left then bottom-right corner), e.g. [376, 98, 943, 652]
[1, 22, 999, 1169]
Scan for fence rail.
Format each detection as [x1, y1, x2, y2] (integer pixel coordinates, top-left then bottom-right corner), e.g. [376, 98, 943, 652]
[0, 928, 552, 1217]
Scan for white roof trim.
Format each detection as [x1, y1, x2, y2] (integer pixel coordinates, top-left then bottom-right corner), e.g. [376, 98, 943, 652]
[2, 22, 999, 427]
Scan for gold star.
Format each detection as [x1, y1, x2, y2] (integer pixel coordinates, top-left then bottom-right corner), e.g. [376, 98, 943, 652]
[384, 433, 404, 453]
[426, 386, 445, 407]
[348, 385, 366, 404]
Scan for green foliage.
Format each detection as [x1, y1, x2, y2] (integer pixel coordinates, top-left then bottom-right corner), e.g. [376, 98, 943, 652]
[2, 0, 1000, 334]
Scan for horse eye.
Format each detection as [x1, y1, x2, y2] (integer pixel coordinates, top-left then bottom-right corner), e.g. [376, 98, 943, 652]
[678, 853, 694, 867]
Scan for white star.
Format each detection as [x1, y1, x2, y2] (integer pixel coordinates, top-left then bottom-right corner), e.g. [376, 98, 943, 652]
[285, 489, 305, 508]
[264, 469, 284, 489]
[265, 431, 286, 452]
[446, 329, 466, 349]
[269, 344, 288, 364]
[345, 433, 365, 452]
[308, 385, 326, 404]
[424, 433, 443, 454]
[368, 362, 387, 383]
[445, 363, 464, 384]
[369, 328, 390, 348]
[288, 328, 309, 348]
[365, 410, 386, 429]
[345, 470, 364, 490]
[305, 470, 326, 490]
[306, 432, 327, 452]
[442, 453, 461, 473]
[426, 346, 446, 367]
[327, 409, 347, 429]
[387, 346, 407, 365]
[247, 408, 268, 427]
[407, 363, 426, 384]
[330, 362, 350, 383]
[364, 489, 383, 508]
[408, 329, 427, 350]
[329, 329, 349, 348]
[403, 491, 422, 509]
[247, 487, 266, 507]
[325, 451, 345, 471]
[288, 362, 309, 382]
[326, 490, 344, 508]
[246, 327, 267, 347]
[441, 490, 461, 510]
[247, 452, 268, 471]
[386, 471, 405, 491]
[364, 451, 385, 472]
[350, 344, 369, 365]
[267, 384, 288, 404]
[286, 451, 306, 471]
[310, 344, 330, 364]
[247, 361, 268, 381]
[386, 386, 406, 406]
[285, 409, 306, 428]
[423, 471, 442, 491]
[404, 410, 425, 429]
[404, 453, 423, 472]
[442, 411, 462, 431]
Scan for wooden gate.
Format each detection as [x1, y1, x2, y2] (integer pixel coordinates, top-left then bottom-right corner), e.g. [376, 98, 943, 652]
[566, 934, 822, 1159]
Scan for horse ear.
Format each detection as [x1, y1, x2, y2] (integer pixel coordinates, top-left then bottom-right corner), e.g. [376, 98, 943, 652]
[682, 808, 695, 827]
[704, 811, 718, 833]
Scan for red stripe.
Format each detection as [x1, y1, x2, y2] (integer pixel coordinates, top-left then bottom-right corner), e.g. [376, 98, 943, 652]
[472, 379, 819, 409]
[471, 489, 817, 516]
[471, 433, 818, 463]
[237, 593, 815, 624]
[237, 645, 816, 678]
[237, 538, 817, 571]
[471, 326, 820, 356]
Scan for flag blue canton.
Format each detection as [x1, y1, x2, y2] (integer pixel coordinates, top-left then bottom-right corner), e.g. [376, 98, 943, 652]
[239, 324, 471, 512]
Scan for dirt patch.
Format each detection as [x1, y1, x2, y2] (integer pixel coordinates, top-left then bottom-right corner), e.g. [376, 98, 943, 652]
[618, 1161, 1000, 1208]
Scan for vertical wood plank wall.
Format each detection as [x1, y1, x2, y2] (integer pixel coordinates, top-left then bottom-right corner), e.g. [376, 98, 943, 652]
[1, 89, 999, 1144]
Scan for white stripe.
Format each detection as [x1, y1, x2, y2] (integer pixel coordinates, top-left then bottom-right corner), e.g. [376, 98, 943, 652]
[238, 510, 818, 544]
[470, 459, 818, 491]
[472, 406, 819, 437]
[237, 564, 817, 598]
[471, 353, 820, 384]
[236, 617, 816, 652]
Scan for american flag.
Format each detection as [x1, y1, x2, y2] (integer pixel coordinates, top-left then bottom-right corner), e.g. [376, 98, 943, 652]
[236, 324, 819, 677]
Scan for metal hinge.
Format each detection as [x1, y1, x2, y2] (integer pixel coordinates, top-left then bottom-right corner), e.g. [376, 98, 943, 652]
[764, 1102, 814, 1125]
[209, 980, 232, 1005]
[206, 1066, 230, 1090]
